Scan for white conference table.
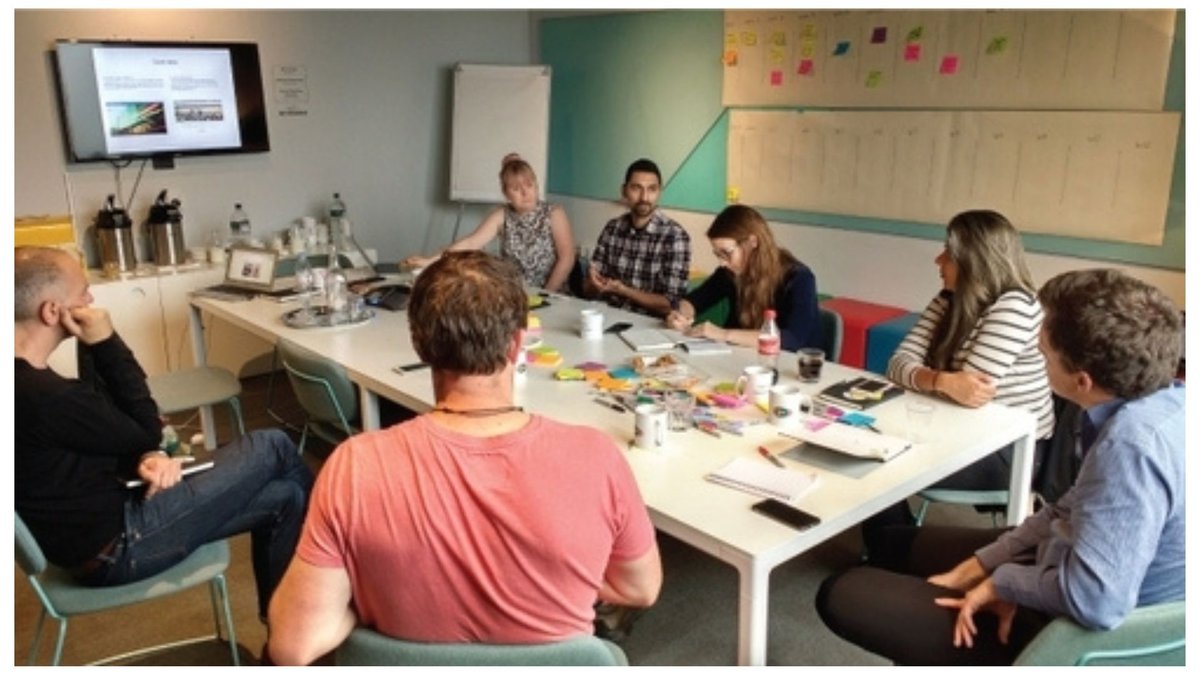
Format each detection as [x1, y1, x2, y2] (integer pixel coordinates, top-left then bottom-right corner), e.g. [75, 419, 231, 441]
[188, 289, 1036, 666]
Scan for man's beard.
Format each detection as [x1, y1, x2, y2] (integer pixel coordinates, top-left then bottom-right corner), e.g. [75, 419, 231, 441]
[632, 201, 654, 217]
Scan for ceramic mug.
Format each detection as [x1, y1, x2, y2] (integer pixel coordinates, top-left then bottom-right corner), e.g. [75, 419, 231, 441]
[634, 403, 668, 450]
[736, 365, 776, 406]
[580, 308, 604, 340]
[768, 384, 808, 427]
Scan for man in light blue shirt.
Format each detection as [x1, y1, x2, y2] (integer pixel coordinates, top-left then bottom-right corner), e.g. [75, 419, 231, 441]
[816, 269, 1184, 665]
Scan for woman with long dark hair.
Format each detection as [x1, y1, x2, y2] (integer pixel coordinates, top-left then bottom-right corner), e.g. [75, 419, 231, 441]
[665, 204, 821, 351]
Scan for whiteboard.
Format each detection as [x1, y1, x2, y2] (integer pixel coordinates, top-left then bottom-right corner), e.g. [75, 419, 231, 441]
[450, 63, 551, 203]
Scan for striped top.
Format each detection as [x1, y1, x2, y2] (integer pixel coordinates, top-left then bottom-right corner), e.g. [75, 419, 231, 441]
[887, 289, 1054, 440]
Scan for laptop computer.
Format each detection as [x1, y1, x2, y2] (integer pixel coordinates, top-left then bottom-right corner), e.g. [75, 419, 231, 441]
[194, 246, 299, 300]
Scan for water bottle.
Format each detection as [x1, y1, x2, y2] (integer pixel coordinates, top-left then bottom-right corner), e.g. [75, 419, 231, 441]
[325, 244, 349, 323]
[329, 192, 351, 252]
[228, 203, 251, 246]
[757, 308, 781, 372]
[329, 192, 347, 220]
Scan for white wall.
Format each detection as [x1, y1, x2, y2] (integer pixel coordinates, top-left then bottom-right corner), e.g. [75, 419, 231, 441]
[556, 195, 1187, 311]
[15, 9, 534, 266]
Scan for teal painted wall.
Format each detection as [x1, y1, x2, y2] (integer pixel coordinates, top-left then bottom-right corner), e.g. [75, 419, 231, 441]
[542, 10, 1185, 271]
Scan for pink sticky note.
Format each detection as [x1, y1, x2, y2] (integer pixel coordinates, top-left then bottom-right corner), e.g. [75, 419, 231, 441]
[798, 59, 814, 76]
[804, 418, 831, 432]
[904, 43, 921, 62]
[940, 55, 959, 75]
[770, 70, 783, 86]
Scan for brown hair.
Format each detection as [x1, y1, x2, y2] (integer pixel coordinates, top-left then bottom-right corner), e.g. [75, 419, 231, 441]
[407, 250, 527, 375]
[705, 205, 795, 329]
[499, 154, 537, 191]
[928, 210, 1035, 370]
[1038, 269, 1182, 399]
[15, 246, 70, 322]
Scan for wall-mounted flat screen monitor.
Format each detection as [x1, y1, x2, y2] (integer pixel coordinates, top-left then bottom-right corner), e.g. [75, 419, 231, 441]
[53, 39, 270, 163]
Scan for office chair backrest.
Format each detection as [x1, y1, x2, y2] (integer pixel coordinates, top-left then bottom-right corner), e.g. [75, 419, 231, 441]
[1014, 601, 1185, 666]
[15, 513, 48, 577]
[818, 307, 843, 363]
[335, 628, 629, 666]
[278, 339, 358, 429]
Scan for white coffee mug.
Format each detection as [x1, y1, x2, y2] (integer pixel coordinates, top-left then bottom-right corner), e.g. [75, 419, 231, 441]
[768, 384, 808, 427]
[208, 246, 227, 265]
[580, 308, 604, 340]
[736, 365, 776, 406]
[634, 403, 668, 450]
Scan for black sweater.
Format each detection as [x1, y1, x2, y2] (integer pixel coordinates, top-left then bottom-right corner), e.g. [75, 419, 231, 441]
[16, 334, 162, 567]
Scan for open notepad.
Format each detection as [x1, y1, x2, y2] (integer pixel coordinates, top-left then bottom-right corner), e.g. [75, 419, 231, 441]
[619, 328, 731, 355]
[124, 460, 215, 488]
[705, 457, 819, 503]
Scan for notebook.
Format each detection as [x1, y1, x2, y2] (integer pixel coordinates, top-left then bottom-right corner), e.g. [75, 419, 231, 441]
[705, 457, 819, 503]
[194, 246, 297, 300]
[779, 420, 911, 462]
[816, 376, 905, 411]
[619, 328, 731, 355]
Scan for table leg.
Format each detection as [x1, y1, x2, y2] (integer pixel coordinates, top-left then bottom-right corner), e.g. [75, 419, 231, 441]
[360, 388, 381, 431]
[1006, 425, 1037, 525]
[188, 304, 218, 450]
[737, 559, 771, 666]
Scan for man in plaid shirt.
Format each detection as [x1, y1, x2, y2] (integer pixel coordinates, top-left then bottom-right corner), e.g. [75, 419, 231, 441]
[583, 158, 691, 317]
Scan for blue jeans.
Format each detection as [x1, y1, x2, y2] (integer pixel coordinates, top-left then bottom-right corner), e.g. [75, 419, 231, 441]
[83, 429, 313, 618]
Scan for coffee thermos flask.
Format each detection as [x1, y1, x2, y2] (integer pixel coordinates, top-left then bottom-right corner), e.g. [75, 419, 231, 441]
[147, 189, 186, 267]
[95, 194, 136, 274]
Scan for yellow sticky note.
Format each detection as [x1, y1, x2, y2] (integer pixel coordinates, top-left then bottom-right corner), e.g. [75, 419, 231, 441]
[726, 186, 740, 203]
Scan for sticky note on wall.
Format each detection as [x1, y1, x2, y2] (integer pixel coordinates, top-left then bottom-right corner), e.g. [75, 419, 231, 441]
[939, 55, 959, 75]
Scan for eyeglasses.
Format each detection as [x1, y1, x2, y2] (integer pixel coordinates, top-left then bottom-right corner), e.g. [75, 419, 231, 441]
[712, 245, 739, 262]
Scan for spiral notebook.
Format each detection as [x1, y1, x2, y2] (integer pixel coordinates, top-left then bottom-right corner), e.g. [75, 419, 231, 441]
[705, 457, 819, 503]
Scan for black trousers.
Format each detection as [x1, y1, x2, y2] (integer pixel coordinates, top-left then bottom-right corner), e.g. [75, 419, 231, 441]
[816, 525, 1051, 665]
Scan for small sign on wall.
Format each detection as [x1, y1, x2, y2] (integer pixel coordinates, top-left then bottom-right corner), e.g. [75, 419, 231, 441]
[274, 65, 309, 117]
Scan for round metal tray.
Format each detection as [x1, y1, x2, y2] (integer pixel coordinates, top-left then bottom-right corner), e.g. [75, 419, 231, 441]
[282, 305, 374, 329]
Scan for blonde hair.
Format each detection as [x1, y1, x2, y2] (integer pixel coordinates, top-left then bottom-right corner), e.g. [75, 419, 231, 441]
[705, 205, 795, 328]
[499, 154, 537, 191]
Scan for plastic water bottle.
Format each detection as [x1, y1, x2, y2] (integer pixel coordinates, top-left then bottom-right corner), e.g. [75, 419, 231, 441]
[325, 244, 349, 323]
[228, 203, 251, 246]
[757, 308, 781, 372]
[329, 192, 351, 252]
[329, 192, 347, 220]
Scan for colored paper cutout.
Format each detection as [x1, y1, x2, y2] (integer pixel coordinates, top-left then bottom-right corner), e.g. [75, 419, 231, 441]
[986, 36, 1009, 55]
[833, 40, 851, 56]
[726, 186, 740, 203]
[769, 45, 786, 64]
[939, 55, 959, 75]
[725, 32, 738, 47]
[800, 23, 817, 40]
[871, 26, 887, 44]
[904, 43, 921, 62]
[723, 49, 739, 66]
[798, 59, 815, 75]
[741, 31, 757, 47]
[770, 70, 783, 86]
[906, 25, 924, 43]
[800, 42, 815, 58]
[770, 31, 786, 46]
[865, 70, 883, 88]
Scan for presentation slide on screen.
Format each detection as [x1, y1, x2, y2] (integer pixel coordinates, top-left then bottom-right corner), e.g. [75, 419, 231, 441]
[93, 47, 242, 154]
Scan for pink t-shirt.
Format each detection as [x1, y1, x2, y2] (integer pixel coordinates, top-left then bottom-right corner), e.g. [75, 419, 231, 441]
[297, 414, 656, 643]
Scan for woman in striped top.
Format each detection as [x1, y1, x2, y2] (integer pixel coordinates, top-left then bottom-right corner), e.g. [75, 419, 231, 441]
[867, 211, 1054, 537]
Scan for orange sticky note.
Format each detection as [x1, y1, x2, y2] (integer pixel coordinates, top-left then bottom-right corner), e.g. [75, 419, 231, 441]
[723, 49, 739, 66]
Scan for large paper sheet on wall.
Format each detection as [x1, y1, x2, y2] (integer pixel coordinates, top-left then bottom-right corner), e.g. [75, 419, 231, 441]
[722, 9, 1175, 111]
[727, 110, 1179, 245]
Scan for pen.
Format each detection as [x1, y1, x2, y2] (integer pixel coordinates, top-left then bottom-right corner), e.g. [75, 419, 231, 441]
[695, 420, 722, 438]
[758, 446, 786, 468]
[594, 398, 625, 413]
[393, 362, 429, 374]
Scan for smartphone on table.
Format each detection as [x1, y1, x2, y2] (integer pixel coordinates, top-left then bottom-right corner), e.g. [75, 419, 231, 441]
[751, 499, 821, 531]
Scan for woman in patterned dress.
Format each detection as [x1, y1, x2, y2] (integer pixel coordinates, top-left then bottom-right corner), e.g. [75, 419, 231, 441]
[404, 154, 575, 292]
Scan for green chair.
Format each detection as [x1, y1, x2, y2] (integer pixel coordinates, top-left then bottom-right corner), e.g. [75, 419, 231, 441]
[335, 627, 629, 666]
[147, 365, 245, 440]
[818, 306, 843, 363]
[277, 339, 358, 454]
[913, 488, 1009, 527]
[1014, 601, 1185, 665]
[15, 513, 239, 666]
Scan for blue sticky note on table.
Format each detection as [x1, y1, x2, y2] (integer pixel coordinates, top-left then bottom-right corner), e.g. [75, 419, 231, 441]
[833, 41, 851, 56]
[608, 366, 638, 380]
[840, 411, 876, 427]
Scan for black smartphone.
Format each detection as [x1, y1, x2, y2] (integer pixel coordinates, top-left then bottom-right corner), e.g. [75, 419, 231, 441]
[751, 499, 821, 531]
[604, 321, 633, 334]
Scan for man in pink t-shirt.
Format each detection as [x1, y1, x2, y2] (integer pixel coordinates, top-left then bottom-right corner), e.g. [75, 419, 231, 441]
[267, 251, 662, 665]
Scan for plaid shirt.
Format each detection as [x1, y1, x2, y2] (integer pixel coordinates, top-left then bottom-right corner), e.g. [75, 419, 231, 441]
[591, 210, 691, 313]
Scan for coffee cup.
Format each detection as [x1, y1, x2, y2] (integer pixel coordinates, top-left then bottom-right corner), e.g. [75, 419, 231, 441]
[580, 308, 603, 340]
[633, 403, 668, 450]
[208, 246, 227, 265]
[768, 384, 808, 427]
[736, 365, 776, 406]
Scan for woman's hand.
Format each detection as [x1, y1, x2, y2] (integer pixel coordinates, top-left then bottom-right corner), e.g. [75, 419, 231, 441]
[665, 310, 693, 331]
[928, 555, 988, 591]
[936, 371, 996, 408]
[684, 322, 727, 342]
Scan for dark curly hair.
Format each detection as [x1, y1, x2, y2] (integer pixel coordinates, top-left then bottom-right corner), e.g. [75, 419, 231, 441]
[407, 250, 527, 375]
[1038, 269, 1182, 399]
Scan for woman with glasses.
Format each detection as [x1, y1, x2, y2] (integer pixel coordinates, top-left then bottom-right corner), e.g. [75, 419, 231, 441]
[665, 204, 821, 351]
